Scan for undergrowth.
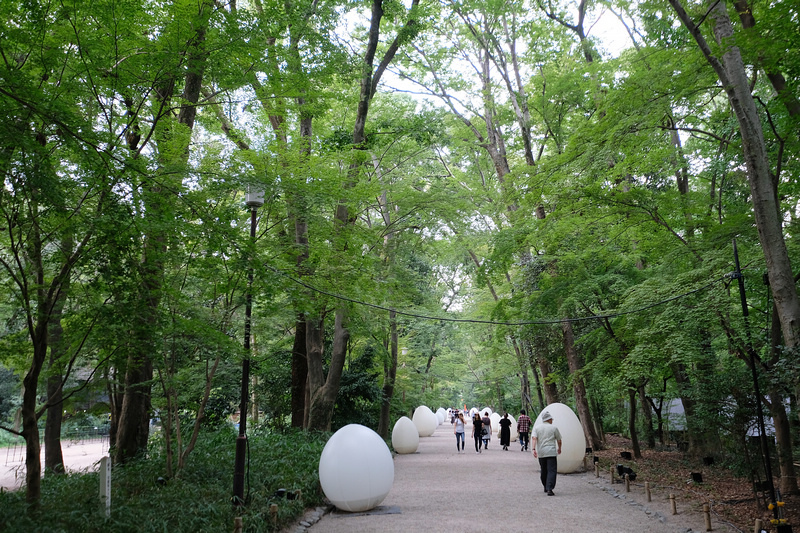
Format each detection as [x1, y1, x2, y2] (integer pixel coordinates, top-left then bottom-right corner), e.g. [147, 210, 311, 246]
[0, 426, 329, 533]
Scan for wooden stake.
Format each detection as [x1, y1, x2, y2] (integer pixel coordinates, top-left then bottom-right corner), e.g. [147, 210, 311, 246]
[610, 466, 615, 483]
[670, 493, 677, 515]
[645, 481, 651, 502]
[754, 518, 762, 533]
[595, 463, 599, 477]
[270, 503, 278, 527]
[624, 473, 630, 492]
[233, 517, 243, 533]
[703, 503, 712, 531]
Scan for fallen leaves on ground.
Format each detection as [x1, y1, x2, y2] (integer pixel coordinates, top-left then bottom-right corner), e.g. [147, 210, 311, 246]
[593, 434, 797, 532]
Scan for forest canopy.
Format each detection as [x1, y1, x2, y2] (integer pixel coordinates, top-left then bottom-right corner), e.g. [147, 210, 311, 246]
[1, 0, 799, 506]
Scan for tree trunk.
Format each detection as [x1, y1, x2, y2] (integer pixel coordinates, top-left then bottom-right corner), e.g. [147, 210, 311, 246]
[519, 369, 531, 414]
[538, 356, 559, 406]
[378, 311, 398, 439]
[561, 320, 602, 450]
[671, 362, 704, 454]
[43, 374, 65, 475]
[628, 387, 641, 458]
[307, 310, 349, 430]
[591, 395, 606, 445]
[22, 332, 48, 505]
[638, 383, 656, 449]
[44, 231, 73, 474]
[115, 357, 154, 462]
[290, 317, 308, 428]
[769, 390, 799, 495]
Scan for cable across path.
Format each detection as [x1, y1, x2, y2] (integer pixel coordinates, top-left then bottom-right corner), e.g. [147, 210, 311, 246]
[304, 422, 738, 533]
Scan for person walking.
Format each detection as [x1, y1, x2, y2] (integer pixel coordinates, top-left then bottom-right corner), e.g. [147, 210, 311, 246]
[499, 413, 511, 451]
[517, 409, 532, 452]
[532, 410, 562, 496]
[454, 412, 466, 453]
[471, 413, 483, 454]
[481, 411, 492, 449]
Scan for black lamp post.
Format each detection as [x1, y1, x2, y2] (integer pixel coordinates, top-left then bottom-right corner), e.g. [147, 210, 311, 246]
[233, 188, 264, 507]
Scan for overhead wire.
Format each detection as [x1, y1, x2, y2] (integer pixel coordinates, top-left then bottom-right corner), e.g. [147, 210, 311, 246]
[265, 263, 729, 326]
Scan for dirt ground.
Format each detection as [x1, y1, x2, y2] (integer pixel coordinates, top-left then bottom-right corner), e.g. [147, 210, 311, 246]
[0, 439, 109, 491]
[308, 423, 743, 533]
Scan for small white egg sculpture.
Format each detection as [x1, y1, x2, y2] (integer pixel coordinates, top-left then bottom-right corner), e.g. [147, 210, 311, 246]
[319, 424, 394, 512]
[436, 410, 445, 425]
[480, 407, 493, 417]
[533, 403, 586, 473]
[469, 407, 479, 418]
[412, 405, 437, 437]
[489, 412, 501, 435]
[436, 407, 448, 424]
[391, 416, 419, 454]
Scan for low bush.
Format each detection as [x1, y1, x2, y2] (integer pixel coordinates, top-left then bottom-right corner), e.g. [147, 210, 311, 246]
[0, 426, 329, 532]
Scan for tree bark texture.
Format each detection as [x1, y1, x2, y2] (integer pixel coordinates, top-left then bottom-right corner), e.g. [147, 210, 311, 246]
[378, 311, 398, 439]
[561, 320, 601, 450]
[291, 318, 308, 428]
[628, 387, 641, 458]
[44, 262, 70, 475]
[638, 383, 656, 449]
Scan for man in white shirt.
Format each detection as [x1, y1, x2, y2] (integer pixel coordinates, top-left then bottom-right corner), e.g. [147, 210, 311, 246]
[532, 410, 562, 496]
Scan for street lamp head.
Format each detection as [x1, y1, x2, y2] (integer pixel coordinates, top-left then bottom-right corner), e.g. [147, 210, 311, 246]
[245, 188, 265, 208]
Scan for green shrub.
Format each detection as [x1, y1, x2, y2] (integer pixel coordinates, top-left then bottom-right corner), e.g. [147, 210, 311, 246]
[0, 427, 330, 532]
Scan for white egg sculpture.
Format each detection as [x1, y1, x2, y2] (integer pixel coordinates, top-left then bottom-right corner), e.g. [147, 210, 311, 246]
[508, 415, 518, 442]
[436, 407, 448, 424]
[533, 403, 586, 473]
[319, 424, 394, 512]
[391, 416, 419, 454]
[489, 412, 501, 434]
[435, 409, 445, 425]
[495, 413, 518, 440]
[469, 407, 479, 418]
[412, 405, 437, 437]
[480, 407, 493, 417]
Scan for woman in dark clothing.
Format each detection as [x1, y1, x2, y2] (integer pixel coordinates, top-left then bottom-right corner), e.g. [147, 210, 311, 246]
[471, 413, 483, 454]
[499, 412, 512, 451]
[481, 412, 492, 449]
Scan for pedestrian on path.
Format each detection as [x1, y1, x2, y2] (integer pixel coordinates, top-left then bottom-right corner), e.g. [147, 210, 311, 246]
[499, 412, 511, 450]
[471, 412, 483, 454]
[454, 412, 466, 453]
[517, 409, 531, 451]
[532, 410, 562, 496]
[481, 411, 492, 449]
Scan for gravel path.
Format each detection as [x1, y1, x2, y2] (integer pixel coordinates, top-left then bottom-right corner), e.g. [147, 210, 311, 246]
[308, 422, 739, 533]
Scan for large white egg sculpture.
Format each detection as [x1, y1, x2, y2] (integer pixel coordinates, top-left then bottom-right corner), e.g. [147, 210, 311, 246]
[412, 405, 437, 437]
[319, 424, 394, 512]
[435, 409, 445, 425]
[480, 407, 493, 417]
[489, 412, 502, 434]
[391, 416, 419, 454]
[495, 413, 518, 440]
[533, 403, 586, 473]
[436, 407, 448, 423]
[508, 415, 518, 442]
